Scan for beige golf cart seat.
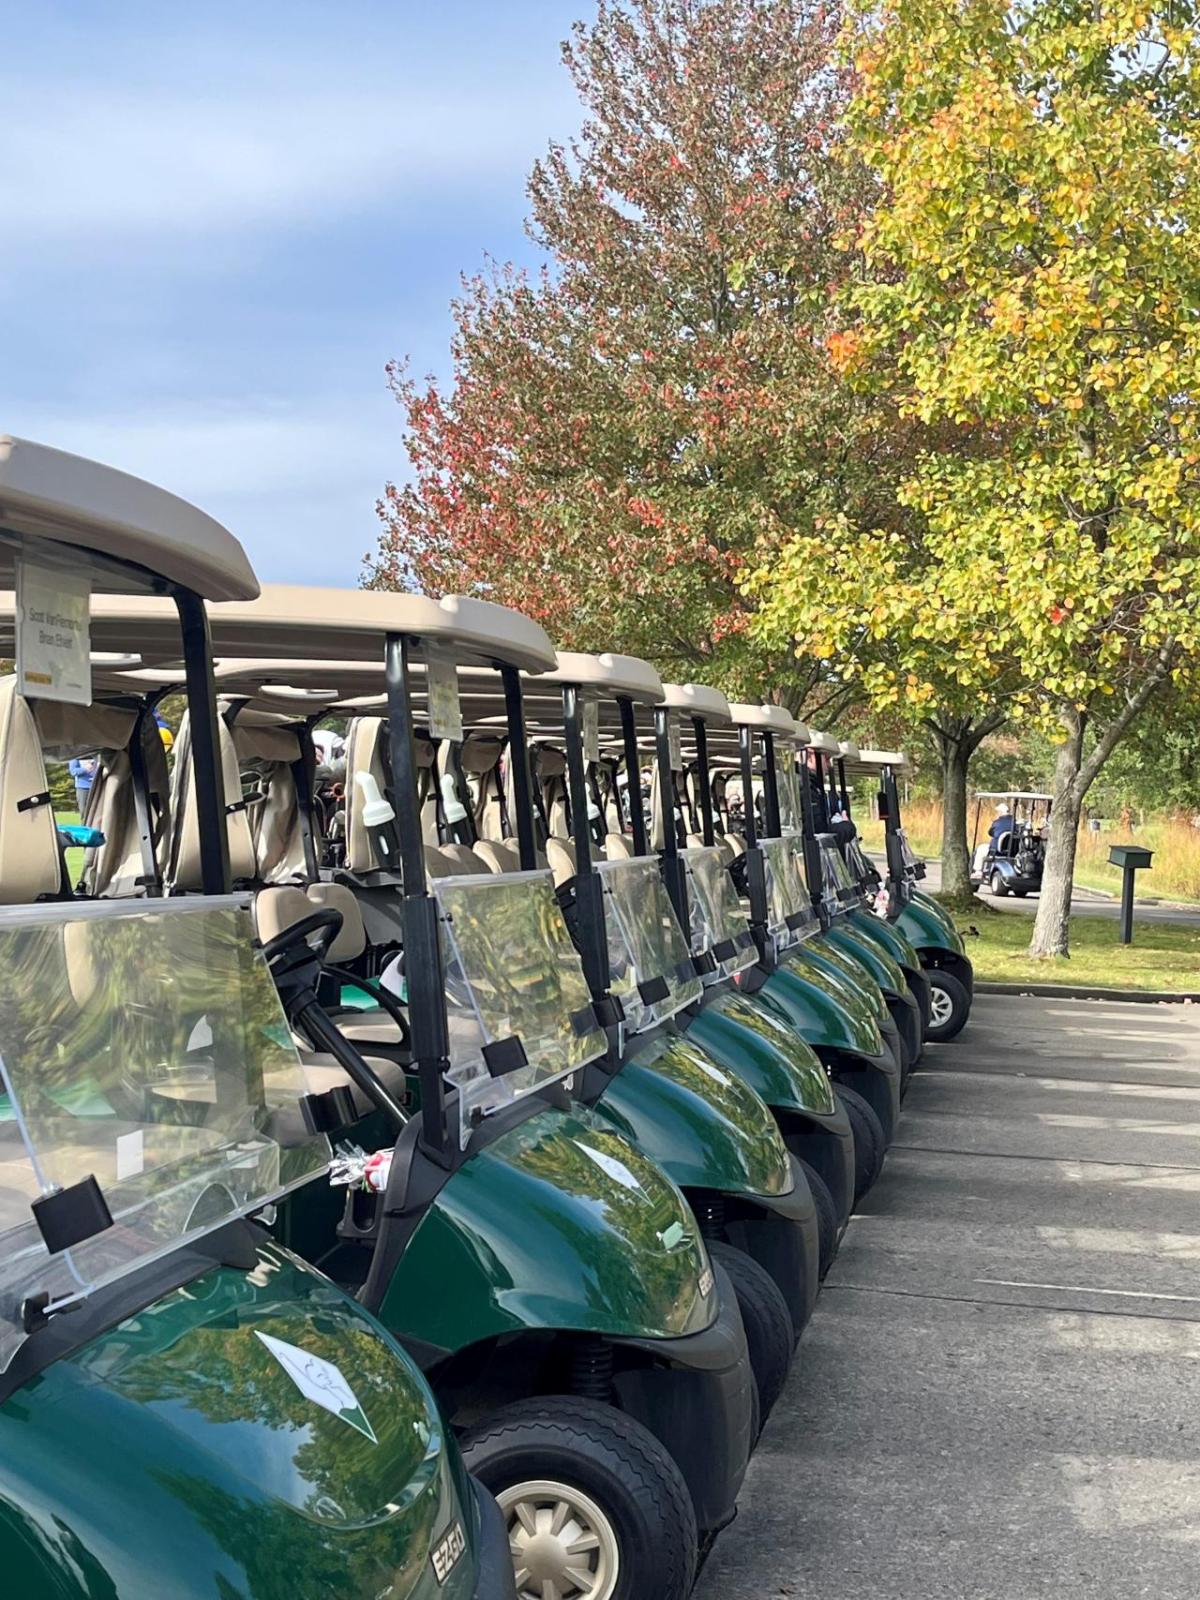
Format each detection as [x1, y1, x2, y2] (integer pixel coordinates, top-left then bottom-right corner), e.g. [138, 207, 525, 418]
[168, 710, 258, 890]
[34, 697, 169, 898]
[227, 708, 308, 883]
[0, 675, 66, 901]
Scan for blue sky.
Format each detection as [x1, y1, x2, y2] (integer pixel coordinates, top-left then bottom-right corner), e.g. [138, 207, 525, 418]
[2, 1, 582, 582]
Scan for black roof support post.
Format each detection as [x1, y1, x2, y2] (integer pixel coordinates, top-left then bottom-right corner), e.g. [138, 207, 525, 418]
[173, 587, 230, 895]
[762, 731, 783, 838]
[693, 717, 716, 848]
[618, 695, 649, 857]
[384, 632, 450, 1163]
[654, 705, 688, 930]
[501, 663, 538, 871]
[561, 683, 613, 1002]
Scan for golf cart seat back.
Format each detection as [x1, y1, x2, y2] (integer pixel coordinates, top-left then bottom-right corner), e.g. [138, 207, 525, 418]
[546, 835, 577, 888]
[604, 831, 635, 860]
[32, 696, 166, 899]
[168, 710, 258, 890]
[534, 745, 570, 839]
[227, 708, 308, 884]
[458, 733, 506, 841]
[344, 718, 441, 872]
[0, 676, 66, 901]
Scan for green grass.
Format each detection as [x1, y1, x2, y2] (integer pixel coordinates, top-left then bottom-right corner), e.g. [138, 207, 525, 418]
[57, 808, 86, 886]
[937, 897, 1200, 992]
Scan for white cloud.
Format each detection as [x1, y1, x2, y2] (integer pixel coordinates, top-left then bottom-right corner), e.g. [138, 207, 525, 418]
[0, 79, 568, 242]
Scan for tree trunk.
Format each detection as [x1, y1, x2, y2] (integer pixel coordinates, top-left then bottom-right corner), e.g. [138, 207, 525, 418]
[922, 706, 1007, 904]
[1028, 711, 1085, 958]
[940, 738, 972, 899]
[1028, 647, 1177, 959]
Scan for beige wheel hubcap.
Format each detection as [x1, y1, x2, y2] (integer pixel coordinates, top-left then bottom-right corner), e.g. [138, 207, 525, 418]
[499, 1478, 620, 1600]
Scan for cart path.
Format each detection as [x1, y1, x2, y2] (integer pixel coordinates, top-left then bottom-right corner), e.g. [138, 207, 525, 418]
[916, 855, 1200, 924]
[696, 993, 1200, 1600]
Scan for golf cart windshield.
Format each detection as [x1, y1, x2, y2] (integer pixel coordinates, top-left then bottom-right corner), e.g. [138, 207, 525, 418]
[820, 836, 862, 908]
[681, 845, 757, 983]
[432, 870, 606, 1148]
[843, 834, 880, 892]
[0, 897, 328, 1372]
[595, 855, 703, 1034]
[775, 752, 803, 831]
[762, 833, 818, 952]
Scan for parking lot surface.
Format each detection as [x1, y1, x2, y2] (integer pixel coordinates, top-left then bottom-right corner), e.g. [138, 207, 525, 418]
[697, 993, 1200, 1600]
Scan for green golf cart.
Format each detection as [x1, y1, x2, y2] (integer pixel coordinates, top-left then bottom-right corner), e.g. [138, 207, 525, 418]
[0, 437, 513, 1600]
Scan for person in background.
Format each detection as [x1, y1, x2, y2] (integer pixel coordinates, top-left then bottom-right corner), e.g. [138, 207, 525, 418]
[69, 754, 97, 817]
[989, 801, 1014, 846]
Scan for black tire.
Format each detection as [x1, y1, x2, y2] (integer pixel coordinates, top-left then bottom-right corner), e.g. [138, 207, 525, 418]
[798, 1159, 839, 1279]
[925, 967, 971, 1043]
[837, 1085, 886, 1204]
[990, 869, 1008, 897]
[1012, 888, 1028, 898]
[706, 1239, 794, 1425]
[462, 1396, 698, 1600]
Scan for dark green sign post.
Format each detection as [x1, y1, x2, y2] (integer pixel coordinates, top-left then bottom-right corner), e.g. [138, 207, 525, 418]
[1108, 844, 1154, 945]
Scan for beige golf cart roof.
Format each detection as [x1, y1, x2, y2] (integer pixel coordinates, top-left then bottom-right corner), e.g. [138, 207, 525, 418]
[838, 739, 861, 761]
[805, 727, 840, 756]
[974, 790, 1053, 802]
[727, 702, 809, 743]
[49, 585, 558, 673]
[662, 683, 732, 724]
[0, 435, 258, 600]
[545, 651, 664, 703]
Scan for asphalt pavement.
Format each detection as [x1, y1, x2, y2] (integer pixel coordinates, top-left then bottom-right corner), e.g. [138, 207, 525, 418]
[697, 992, 1200, 1600]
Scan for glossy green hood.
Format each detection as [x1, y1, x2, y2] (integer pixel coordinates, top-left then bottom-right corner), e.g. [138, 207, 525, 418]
[822, 920, 908, 996]
[596, 1031, 793, 1199]
[384, 1105, 716, 1353]
[899, 891, 966, 956]
[762, 954, 886, 1058]
[784, 941, 886, 1024]
[847, 907, 922, 973]
[687, 991, 837, 1117]
[0, 1242, 479, 1600]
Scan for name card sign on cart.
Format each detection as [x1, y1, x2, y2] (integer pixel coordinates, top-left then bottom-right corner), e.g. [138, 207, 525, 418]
[16, 558, 92, 705]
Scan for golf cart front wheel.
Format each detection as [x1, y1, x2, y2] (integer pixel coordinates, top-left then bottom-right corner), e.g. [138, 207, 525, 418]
[926, 969, 970, 1043]
[796, 1158, 839, 1279]
[989, 870, 1008, 897]
[705, 1240, 794, 1424]
[836, 1085, 886, 1204]
[463, 1396, 698, 1600]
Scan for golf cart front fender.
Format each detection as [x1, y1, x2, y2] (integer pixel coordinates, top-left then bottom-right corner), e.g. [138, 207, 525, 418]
[897, 894, 974, 996]
[687, 990, 838, 1117]
[759, 958, 885, 1057]
[382, 1106, 717, 1356]
[613, 1261, 755, 1536]
[594, 1031, 793, 1200]
[0, 1241, 481, 1600]
[686, 990, 854, 1223]
[848, 907, 921, 972]
[822, 921, 908, 997]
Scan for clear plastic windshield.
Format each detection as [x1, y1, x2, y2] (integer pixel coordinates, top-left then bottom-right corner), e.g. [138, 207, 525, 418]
[0, 897, 328, 1373]
[595, 855, 703, 1034]
[681, 846, 757, 984]
[762, 833, 818, 952]
[820, 835, 863, 906]
[844, 835, 880, 892]
[433, 870, 606, 1149]
[896, 827, 924, 878]
[775, 754, 803, 831]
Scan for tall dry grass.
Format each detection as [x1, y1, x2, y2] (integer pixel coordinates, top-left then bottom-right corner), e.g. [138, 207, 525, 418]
[860, 795, 1200, 903]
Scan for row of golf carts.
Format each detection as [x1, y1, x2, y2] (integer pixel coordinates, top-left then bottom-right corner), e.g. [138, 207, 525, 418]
[0, 438, 973, 1600]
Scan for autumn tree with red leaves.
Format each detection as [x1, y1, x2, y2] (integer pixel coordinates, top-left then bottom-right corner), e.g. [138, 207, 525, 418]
[370, 0, 882, 708]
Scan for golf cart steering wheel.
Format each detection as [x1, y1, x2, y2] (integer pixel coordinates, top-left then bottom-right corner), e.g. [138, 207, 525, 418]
[260, 906, 344, 968]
